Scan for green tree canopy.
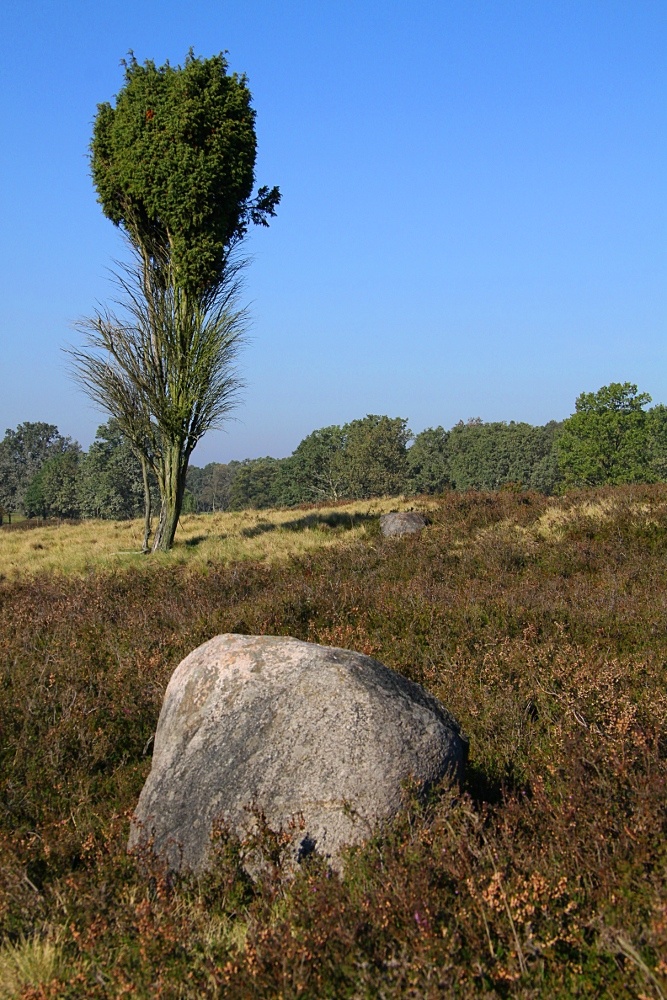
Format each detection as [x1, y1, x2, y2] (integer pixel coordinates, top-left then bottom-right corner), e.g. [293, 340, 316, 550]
[229, 457, 287, 510]
[407, 427, 450, 495]
[646, 404, 667, 482]
[186, 461, 241, 511]
[573, 382, 651, 415]
[284, 425, 347, 503]
[0, 422, 79, 515]
[342, 415, 411, 499]
[92, 51, 280, 297]
[445, 419, 562, 493]
[78, 419, 159, 520]
[557, 382, 653, 487]
[24, 449, 81, 520]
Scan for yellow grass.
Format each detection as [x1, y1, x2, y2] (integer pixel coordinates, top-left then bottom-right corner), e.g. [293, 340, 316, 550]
[451, 495, 667, 562]
[0, 933, 66, 999]
[0, 498, 437, 580]
[533, 498, 618, 538]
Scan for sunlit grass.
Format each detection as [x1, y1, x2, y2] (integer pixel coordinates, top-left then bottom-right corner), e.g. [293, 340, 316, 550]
[534, 497, 618, 537]
[0, 933, 67, 999]
[450, 493, 667, 561]
[0, 497, 437, 580]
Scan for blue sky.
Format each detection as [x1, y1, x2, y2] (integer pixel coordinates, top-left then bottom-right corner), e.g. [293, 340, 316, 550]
[1, 0, 665, 464]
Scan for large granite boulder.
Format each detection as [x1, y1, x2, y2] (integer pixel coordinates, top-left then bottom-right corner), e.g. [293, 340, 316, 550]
[380, 512, 428, 537]
[129, 635, 467, 871]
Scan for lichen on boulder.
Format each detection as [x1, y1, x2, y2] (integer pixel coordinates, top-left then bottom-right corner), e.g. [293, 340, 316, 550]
[129, 634, 467, 871]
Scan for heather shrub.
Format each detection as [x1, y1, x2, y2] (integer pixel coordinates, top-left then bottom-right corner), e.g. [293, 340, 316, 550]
[0, 486, 665, 996]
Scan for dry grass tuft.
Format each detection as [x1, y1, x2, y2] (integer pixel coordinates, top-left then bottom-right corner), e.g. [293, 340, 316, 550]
[0, 933, 66, 999]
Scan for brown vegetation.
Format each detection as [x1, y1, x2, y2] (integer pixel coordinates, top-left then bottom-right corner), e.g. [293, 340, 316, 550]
[0, 486, 666, 997]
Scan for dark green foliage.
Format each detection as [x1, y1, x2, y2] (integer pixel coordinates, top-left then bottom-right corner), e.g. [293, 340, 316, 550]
[91, 51, 280, 297]
[78, 419, 159, 520]
[0, 422, 79, 515]
[23, 449, 81, 519]
[407, 426, 450, 494]
[228, 457, 288, 510]
[280, 416, 412, 504]
[525, 420, 563, 493]
[342, 414, 412, 499]
[446, 418, 563, 493]
[9, 382, 667, 531]
[79, 51, 280, 552]
[192, 391, 667, 511]
[21, 473, 47, 519]
[558, 382, 653, 487]
[1, 486, 666, 995]
[186, 461, 241, 512]
[215, 416, 413, 511]
[574, 381, 652, 414]
[180, 489, 198, 514]
[283, 424, 347, 503]
[182, 398, 667, 514]
[647, 403, 667, 481]
[5, 419, 162, 522]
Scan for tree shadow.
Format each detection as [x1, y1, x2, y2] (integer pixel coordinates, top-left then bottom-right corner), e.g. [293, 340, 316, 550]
[183, 534, 208, 547]
[240, 511, 377, 539]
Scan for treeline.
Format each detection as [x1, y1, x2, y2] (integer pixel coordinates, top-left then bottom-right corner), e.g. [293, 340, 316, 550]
[186, 384, 667, 511]
[2, 383, 666, 521]
[0, 421, 158, 523]
[193, 415, 562, 512]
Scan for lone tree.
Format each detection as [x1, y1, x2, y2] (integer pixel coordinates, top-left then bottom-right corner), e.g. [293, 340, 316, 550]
[71, 52, 280, 551]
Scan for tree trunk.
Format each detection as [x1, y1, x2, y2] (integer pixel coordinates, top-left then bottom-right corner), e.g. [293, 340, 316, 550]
[140, 455, 152, 553]
[152, 442, 188, 552]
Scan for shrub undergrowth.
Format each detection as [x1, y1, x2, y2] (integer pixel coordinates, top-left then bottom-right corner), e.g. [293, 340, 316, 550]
[0, 486, 666, 997]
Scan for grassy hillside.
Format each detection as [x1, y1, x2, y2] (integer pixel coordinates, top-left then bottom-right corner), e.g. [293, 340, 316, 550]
[0, 486, 666, 997]
[0, 497, 431, 580]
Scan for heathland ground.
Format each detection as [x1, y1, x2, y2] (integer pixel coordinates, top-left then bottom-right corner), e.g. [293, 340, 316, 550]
[1, 486, 666, 997]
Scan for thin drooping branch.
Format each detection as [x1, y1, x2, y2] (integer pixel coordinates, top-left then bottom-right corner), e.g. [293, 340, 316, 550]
[67, 244, 246, 551]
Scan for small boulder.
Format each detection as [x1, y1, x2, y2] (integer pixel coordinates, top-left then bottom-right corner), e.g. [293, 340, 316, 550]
[129, 634, 467, 871]
[380, 511, 428, 537]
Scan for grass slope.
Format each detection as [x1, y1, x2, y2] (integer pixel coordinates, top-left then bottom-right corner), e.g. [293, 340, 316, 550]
[0, 486, 666, 998]
[0, 497, 432, 580]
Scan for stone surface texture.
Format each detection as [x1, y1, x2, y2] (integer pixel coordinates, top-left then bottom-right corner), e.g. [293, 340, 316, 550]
[380, 512, 428, 537]
[129, 634, 467, 871]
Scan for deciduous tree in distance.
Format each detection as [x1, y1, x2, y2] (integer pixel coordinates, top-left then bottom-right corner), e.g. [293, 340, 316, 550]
[557, 382, 653, 486]
[0, 423, 78, 517]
